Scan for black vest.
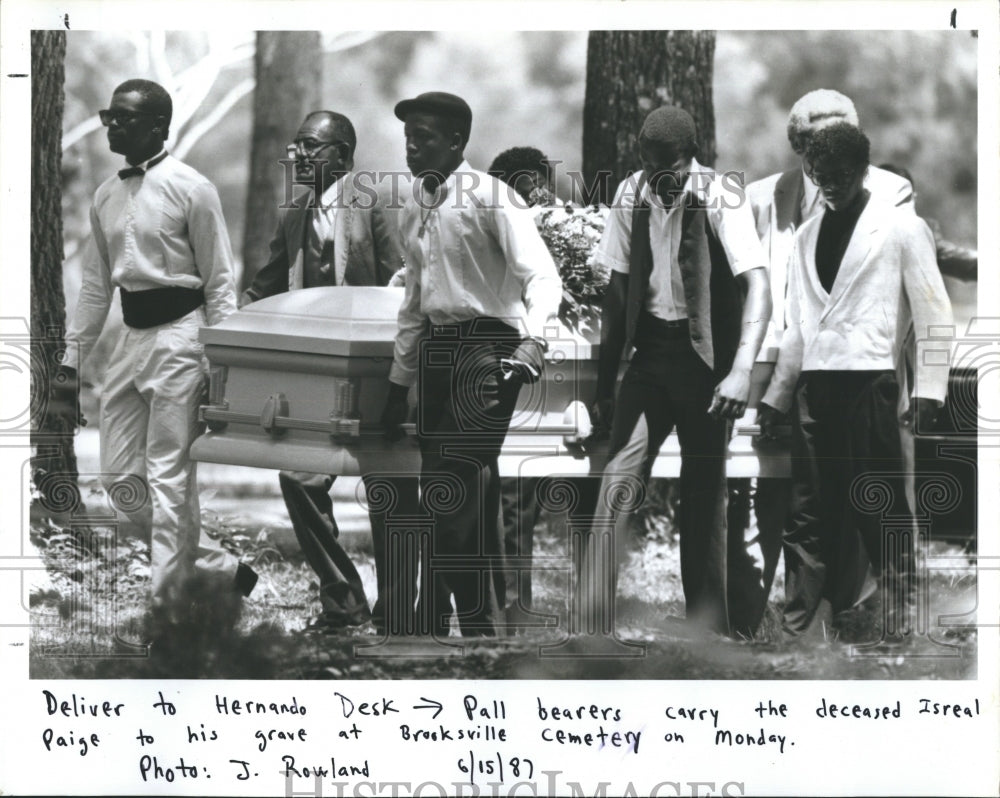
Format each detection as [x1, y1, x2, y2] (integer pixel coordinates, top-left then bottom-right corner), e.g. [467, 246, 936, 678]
[625, 176, 742, 376]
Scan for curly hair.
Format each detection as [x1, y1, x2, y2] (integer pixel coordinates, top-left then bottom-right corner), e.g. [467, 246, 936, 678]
[805, 122, 870, 170]
[487, 146, 551, 186]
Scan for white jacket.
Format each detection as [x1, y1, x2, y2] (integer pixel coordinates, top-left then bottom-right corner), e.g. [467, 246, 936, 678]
[762, 197, 952, 413]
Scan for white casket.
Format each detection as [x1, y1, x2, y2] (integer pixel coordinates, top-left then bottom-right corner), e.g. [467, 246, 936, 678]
[190, 286, 789, 478]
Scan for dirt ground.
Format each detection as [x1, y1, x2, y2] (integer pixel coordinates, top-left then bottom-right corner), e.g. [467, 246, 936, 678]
[28, 475, 978, 682]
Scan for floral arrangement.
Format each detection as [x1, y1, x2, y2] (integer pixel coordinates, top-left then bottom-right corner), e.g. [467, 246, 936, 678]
[532, 200, 610, 337]
[387, 193, 610, 338]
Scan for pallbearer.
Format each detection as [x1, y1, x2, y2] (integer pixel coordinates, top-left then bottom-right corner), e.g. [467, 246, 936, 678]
[242, 109, 420, 636]
[757, 123, 952, 643]
[58, 79, 256, 627]
[381, 92, 562, 638]
[579, 106, 772, 636]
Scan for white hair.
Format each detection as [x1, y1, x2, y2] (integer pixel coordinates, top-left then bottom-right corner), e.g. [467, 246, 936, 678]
[786, 89, 860, 153]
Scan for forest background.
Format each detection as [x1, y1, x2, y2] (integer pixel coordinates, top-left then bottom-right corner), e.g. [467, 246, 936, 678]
[59, 28, 978, 365]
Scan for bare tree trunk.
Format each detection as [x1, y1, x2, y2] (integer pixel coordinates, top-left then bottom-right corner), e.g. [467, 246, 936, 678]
[241, 32, 322, 289]
[582, 31, 716, 205]
[31, 30, 76, 482]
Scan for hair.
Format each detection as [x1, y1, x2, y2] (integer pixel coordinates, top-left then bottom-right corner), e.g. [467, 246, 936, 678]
[487, 147, 551, 185]
[805, 122, 870, 170]
[113, 79, 173, 137]
[638, 106, 699, 159]
[305, 110, 357, 159]
[786, 89, 860, 152]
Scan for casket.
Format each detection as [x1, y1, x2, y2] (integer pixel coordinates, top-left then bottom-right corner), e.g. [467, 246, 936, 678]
[190, 286, 789, 478]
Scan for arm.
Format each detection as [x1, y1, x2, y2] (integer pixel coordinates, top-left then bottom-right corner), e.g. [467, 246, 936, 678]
[596, 271, 628, 403]
[709, 266, 772, 418]
[243, 211, 293, 304]
[489, 197, 562, 338]
[704, 180, 772, 418]
[382, 227, 426, 438]
[387, 228, 427, 389]
[760, 245, 805, 415]
[588, 176, 637, 430]
[900, 215, 953, 406]
[187, 181, 237, 325]
[63, 205, 114, 372]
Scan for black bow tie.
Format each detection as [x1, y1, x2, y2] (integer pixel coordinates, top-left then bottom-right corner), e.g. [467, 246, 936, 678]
[118, 151, 168, 180]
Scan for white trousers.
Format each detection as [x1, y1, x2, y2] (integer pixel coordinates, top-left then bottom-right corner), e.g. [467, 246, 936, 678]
[99, 306, 237, 607]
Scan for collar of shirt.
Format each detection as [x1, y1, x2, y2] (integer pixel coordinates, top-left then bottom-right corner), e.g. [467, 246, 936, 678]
[318, 175, 344, 210]
[416, 160, 473, 204]
[127, 149, 167, 171]
[637, 157, 712, 213]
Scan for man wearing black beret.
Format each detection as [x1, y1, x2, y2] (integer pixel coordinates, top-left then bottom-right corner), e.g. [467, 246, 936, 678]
[578, 106, 772, 637]
[381, 92, 562, 638]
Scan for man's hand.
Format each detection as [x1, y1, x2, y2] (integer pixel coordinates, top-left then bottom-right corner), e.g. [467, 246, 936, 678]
[380, 382, 410, 442]
[708, 367, 752, 420]
[589, 397, 615, 442]
[753, 402, 787, 449]
[503, 336, 547, 386]
[901, 397, 943, 432]
[49, 366, 86, 429]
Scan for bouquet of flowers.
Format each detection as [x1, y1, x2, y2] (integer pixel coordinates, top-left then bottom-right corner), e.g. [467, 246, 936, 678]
[532, 201, 610, 337]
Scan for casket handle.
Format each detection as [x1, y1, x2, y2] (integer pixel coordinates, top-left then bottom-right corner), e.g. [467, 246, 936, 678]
[261, 393, 289, 436]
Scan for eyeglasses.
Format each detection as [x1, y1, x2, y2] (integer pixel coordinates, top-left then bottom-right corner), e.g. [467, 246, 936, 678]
[98, 109, 160, 127]
[286, 139, 348, 159]
[805, 164, 862, 188]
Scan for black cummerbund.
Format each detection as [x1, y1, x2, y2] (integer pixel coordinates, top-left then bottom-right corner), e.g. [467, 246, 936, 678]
[120, 286, 205, 329]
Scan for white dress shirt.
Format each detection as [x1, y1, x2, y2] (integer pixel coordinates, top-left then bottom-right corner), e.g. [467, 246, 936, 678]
[593, 159, 766, 321]
[64, 153, 237, 370]
[308, 178, 343, 285]
[389, 161, 562, 386]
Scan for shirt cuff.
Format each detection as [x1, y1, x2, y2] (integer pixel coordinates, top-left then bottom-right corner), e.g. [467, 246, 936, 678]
[594, 251, 629, 274]
[728, 260, 767, 278]
[760, 383, 793, 415]
[58, 344, 81, 373]
[389, 361, 418, 387]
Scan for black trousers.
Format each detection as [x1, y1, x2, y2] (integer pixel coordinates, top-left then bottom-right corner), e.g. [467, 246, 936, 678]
[417, 318, 522, 638]
[279, 471, 420, 631]
[500, 475, 600, 632]
[783, 370, 914, 635]
[579, 315, 732, 634]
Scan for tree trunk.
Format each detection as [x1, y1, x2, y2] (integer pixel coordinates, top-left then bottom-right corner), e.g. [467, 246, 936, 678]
[31, 30, 76, 483]
[241, 32, 322, 289]
[582, 31, 716, 205]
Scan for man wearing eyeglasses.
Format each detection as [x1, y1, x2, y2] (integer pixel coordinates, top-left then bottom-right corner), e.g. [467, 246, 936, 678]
[757, 123, 952, 644]
[731, 89, 917, 638]
[241, 111, 398, 303]
[60, 79, 255, 629]
[241, 110, 416, 636]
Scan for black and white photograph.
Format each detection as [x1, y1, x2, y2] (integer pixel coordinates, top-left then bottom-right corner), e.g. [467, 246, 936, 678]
[2, 1, 998, 795]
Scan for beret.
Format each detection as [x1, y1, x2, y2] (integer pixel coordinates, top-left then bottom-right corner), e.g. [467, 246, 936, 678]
[639, 106, 698, 151]
[394, 91, 472, 131]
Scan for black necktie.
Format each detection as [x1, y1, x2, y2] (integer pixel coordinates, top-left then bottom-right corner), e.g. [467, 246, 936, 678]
[118, 151, 168, 181]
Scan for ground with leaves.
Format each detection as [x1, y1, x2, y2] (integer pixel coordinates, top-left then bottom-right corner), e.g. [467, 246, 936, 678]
[28, 477, 978, 681]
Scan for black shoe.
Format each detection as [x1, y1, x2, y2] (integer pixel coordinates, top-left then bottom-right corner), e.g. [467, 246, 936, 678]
[235, 563, 258, 597]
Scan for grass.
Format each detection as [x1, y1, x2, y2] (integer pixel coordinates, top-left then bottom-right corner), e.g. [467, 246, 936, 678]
[28, 487, 979, 680]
